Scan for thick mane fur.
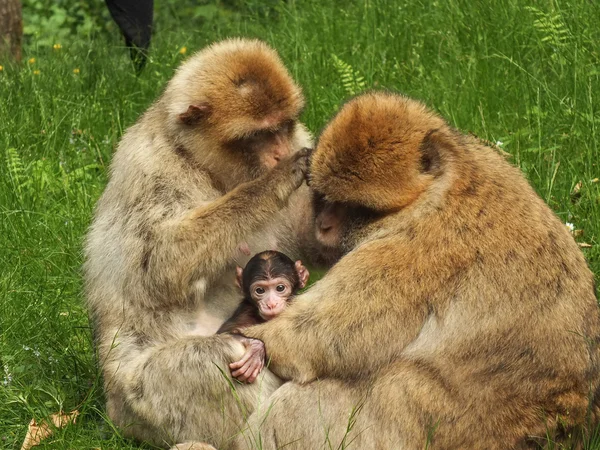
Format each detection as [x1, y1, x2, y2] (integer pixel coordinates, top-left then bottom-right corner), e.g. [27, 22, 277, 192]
[311, 92, 449, 211]
[163, 38, 305, 140]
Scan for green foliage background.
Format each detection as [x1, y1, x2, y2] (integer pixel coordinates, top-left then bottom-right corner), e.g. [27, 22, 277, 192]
[1, 0, 600, 448]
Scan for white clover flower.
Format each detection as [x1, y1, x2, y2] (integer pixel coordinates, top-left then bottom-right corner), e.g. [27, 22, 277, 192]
[3, 365, 12, 386]
[565, 222, 575, 233]
[496, 140, 503, 147]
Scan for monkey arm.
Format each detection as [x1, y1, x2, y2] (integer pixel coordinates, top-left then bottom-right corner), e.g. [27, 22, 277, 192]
[217, 302, 261, 334]
[244, 245, 429, 383]
[142, 151, 309, 301]
[107, 332, 281, 439]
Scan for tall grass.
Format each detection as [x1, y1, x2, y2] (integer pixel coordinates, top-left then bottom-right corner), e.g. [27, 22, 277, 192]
[1, 0, 599, 447]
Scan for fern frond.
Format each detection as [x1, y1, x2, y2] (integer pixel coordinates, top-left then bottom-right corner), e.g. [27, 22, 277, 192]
[5, 147, 27, 195]
[332, 54, 366, 96]
[525, 6, 570, 49]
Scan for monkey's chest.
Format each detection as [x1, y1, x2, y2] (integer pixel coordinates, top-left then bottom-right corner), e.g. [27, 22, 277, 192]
[184, 274, 243, 336]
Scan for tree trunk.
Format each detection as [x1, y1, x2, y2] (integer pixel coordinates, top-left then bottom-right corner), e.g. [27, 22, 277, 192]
[0, 0, 22, 62]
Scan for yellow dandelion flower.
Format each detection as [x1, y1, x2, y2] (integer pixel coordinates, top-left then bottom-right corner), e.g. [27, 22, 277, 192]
[179, 46, 187, 55]
[28, 58, 36, 64]
[73, 68, 80, 74]
[53, 43, 62, 50]
[33, 70, 41, 75]
[0, 65, 3, 72]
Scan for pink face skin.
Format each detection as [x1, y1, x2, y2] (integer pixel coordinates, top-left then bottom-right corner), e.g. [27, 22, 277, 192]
[258, 131, 292, 169]
[249, 276, 294, 320]
[315, 202, 345, 249]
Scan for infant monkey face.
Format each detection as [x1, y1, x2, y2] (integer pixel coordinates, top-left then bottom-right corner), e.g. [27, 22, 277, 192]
[249, 276, 294, 320]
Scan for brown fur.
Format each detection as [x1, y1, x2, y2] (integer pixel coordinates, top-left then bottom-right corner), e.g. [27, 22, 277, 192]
[84, 39, 314, 448]
[238, 92, 600, 449]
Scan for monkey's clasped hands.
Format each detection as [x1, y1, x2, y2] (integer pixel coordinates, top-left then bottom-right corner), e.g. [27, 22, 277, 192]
[229, 336, 266, 383]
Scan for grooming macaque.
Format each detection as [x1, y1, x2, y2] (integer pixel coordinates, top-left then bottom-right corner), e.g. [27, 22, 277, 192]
[84, 39, 316, 448]
[235, 92, 600, 449]
[218, 250, 309, 334]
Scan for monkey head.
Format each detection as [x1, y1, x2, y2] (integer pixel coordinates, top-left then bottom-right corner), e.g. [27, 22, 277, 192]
[162, 39, 308, 187]
[310, 92, 454, 262]
[236, 251, 309, 320]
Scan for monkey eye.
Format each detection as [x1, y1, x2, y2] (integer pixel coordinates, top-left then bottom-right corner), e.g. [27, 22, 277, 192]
[255, 287, 265, 295]
[282, 119, 295, 134]
[276, 285, 285, 292]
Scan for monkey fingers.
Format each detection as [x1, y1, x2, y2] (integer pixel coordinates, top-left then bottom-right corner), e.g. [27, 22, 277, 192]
[294, 147, 312, 179]
[272, 147, 312, 195]
[300, 147, 314, 185]
[294, 260, 310, 288]
[229, 337, 265, 383]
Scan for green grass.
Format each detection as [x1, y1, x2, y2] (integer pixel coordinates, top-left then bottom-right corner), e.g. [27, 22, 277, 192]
[1, 0, 600, 448]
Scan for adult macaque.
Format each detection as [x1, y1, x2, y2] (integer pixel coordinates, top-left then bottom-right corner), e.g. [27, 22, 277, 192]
[84, 39, 315, 448]
[236, 92, 600, 449]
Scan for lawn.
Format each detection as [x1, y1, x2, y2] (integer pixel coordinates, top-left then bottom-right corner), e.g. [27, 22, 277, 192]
[1, 0, 599, 448]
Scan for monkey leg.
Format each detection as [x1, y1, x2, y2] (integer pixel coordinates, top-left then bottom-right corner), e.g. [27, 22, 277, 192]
[367, 359, 547, 450]
[234, 359, 547, 450]
[104, 334, 282, 449]
[233, 379, 379, 450]
[169, 443, 217, 450]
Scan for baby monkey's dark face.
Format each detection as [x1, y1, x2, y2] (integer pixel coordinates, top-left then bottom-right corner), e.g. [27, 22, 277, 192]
[237, 250, 310, 321]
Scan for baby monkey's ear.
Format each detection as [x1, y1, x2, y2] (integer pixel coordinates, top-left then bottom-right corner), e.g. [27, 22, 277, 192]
[295, 260, 310, 289]
[235, 266, 244, 290]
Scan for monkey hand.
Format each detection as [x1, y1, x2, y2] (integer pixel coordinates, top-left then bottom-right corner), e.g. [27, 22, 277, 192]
[270, 147, 312, 204]
[229, 336, 266, 383]
[295, 260, 310, 288]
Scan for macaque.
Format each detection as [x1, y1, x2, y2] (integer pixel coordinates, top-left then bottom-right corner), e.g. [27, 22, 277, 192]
[218, 251, 309, 384]
[233, 92, 600, 449]
[84, 39, 316, 449]
[218, 250, 309, 334]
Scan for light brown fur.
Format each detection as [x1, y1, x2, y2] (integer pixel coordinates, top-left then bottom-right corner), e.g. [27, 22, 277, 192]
[238, 92, 600, 449]
[84, 39, 314, 448]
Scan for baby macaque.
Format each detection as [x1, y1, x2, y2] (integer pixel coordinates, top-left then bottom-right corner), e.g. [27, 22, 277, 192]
[218, 250, 309, 334]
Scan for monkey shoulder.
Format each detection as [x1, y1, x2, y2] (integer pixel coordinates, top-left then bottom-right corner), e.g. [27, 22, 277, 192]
[103, 142, 218, 221]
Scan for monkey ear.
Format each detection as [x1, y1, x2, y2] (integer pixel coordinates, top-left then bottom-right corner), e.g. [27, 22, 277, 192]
[235, 266, 244, 290]
[295, 260, 310, 289]
[178, 103, 211, 125]
[419, 129, 448, 176]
